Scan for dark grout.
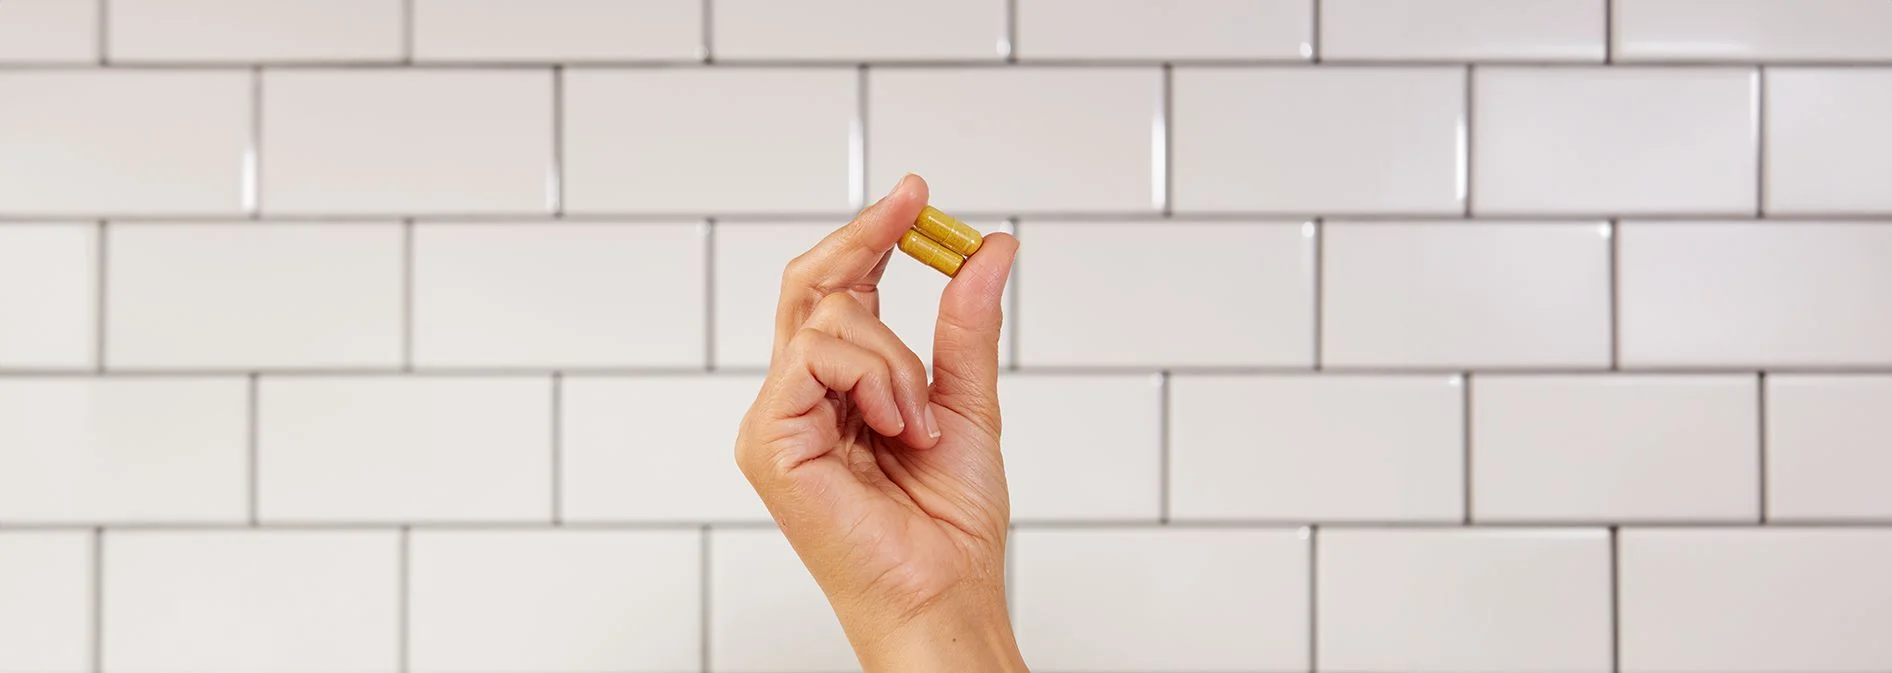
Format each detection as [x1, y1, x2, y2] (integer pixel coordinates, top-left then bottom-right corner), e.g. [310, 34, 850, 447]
[94, 221, 108, 372]
[1609, 525, 1621, 673]
[551, 374, 563, 525]
[1157, 371, 1172, 523]
[1461, 372, 1474, 524]
[699, 524, 712, 672]
[91, 527, 103, 673]
[703, 220, 718, 370]
[247, 373, 260, 525]
[1757, 372, 1770, 523]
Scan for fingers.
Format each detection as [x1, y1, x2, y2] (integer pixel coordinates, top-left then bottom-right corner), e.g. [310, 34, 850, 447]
[931, 232, 1018, 431]
[773, 175, 929, 360]
[764, 328, 907, 440]
[800, 293, 940, 448]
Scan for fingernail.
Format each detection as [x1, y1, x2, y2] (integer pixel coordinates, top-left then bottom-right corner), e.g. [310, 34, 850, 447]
[923, 404, 941, 439]
[891, 173, 915, 196]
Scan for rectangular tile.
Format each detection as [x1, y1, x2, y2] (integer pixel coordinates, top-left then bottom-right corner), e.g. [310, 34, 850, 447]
[0, 224, 95, 369]
[1618, 222, 1892, 367]
[1322, 221, 1613, 368]
[261, 70, 553, 215]
[1765, 375, 1892, 520]
[1472, 67, 1756, 215]
[1472, 374, 1760, 522]
[1170, 375, 1464, 521]
[412, 222, 705, 368]
[1765, 68, 1892, 214]
[1016, 0, 1311, 60]
[1173, 67, 1465, 213]
[0, 531, 91, 673]
[412, 0, 702, 62]
[712, 221, 1015, 370]
[409, 529, 700, 673]
[1615, 0, 1892, 62]
[711, 0, 1005, 61]
[105, 223, 402, 369]
[868, 68, 1162, 212]
[1016, 221, 1313, 367]
[563, 69, 855, 214]
[1001, 375, 1162, 521]
[1012, 528, 1308, 672]
[102, 530, 399, 673]
[1620, 528, 1892, 672]
[0, 71, 249, 215]
[108, 0, 400, 62]
[559, 375, 767, 522]
[708, 528, 858, 673]
[0, 0, 98, 62]
[0, 378, 247, 523]
[1322, 0, 1605, 61]
[257, 377, 552, 522]
[1319, 528, 1612, 673]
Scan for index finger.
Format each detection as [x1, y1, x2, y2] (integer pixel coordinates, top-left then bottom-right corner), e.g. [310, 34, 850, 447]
[773, 174, 929, 357]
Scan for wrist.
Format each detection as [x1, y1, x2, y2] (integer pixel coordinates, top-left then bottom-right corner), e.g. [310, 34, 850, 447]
[843, 588, 1028, 673]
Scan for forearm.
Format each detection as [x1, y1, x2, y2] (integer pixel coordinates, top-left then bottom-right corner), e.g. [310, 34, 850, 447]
[847, 592, 1030, 673]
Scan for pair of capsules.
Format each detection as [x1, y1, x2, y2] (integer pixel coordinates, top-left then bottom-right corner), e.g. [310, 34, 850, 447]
[897, 206, 983, 277]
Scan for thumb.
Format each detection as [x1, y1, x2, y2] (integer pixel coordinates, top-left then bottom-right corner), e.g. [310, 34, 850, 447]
[930, 232, 1017, 430]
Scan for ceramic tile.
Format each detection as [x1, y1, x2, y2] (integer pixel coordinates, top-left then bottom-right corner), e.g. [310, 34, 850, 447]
[712, 0, 1005, 61]
[1765, 68, 1892, 214]
[1016, 0, 1311, 60]
[1001, 374, 1163, 521]
[0, 224, 95, 369]
[0, 0, 98, 62]
[559, 375, 768, 522]
[1615, 0, 1892, 62]
[413, 0, 701, 62]
[708, 528, 859, 673]
[1765, 375, 1892, 520]
[108, 0, 400, 62]
[1323, 0, 1605, 61]
[0, 531, 91, 673]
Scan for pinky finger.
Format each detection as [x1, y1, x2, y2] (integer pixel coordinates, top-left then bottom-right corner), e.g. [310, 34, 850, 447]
[769, 328, 906, 438]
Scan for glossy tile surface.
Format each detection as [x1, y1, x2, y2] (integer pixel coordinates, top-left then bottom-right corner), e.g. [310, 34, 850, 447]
[413, 0, 702, 62]
[1001, 374, 1163, 521]
[0, 224, 95, 369]
[1766, 68, 1892, 214]
[559, 376, 767, 522]
[1765, 375, 1892, 520]
[708, 528, 858, 673]
[1323, 0, 1605, 61]
[107, 0, 401, 62]
[712, 0, 1005, 61]
[0, 0, 98, 62]
[1615, 0, 1892, 62]
[1016, 0, 1311, 60]
[0, 532, 91, 673]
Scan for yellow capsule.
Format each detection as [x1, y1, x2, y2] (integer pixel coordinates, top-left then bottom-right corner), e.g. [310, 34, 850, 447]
[899, 228, 965, 277]
[913, 205, 983, 257]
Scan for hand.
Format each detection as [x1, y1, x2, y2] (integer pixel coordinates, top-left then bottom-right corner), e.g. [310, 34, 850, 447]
[734, 174, 1026, 673]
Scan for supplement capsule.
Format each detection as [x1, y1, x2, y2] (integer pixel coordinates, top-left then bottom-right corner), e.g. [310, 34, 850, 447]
[899, 229, 965, 277]
[913, 205, 983, 257]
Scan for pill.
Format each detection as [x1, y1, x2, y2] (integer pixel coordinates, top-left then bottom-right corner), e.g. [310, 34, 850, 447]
[913, 205, 983, 257]
[899, 228, 965, 277]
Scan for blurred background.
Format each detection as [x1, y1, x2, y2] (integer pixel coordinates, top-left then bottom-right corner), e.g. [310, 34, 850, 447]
[2, 0, 1890, 672]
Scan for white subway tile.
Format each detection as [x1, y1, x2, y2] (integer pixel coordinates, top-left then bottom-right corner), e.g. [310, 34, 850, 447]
[102, 530, 399, 673]
[1322, 221, 1613, 368]
[410, 529, 701, 673]
[1620, 528, 1892, 672]
[1765, 375, 1892, 520]
[0, 71, 249, 215]
[560, 376, 767, 522]
[564, 69, 855, 214]
[0, 378, 247, 523]
[108, 0, 400, 62]
[1173, 67, 1465, 214]
[1473, 68, 1757, 215]
[1170, 375, 1464, 521]
[1472, 375, 1760, 522]
[0, 531, 90, 673]
[0, 224, 95, 369]
[868, 68, 1162, 212]
[712, 221, 1014, 370]
[1001, 375, 1162, 521]
[105, 224, 402, 369]
[1017, 222, 1313, 367]
[1619, 222, 1892, 367]
[1013, 528, 1308, 672]
[1322, 0, 1605, 61]
[257, 377, 552, 522]
[712, 0, 1005, 61]
[1319, 528, 1612, 673]
[708, 528, 857, 673]
[413, 0, 702, 62]
[1016, 0, 1311, 60]
[0, 0, 98, 62]
[261, 70, 553, 215]
[1766, 68, 1892, 214]
[412, 223, 706, 368]
[1615, 0, 1892, 62]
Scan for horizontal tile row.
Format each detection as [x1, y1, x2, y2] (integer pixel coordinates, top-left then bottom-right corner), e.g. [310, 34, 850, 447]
[4, 527, 1890, 672]
[2, 67, 1892, 216]
[1, 373, 1886, 524]
[6, 221, 1890, 370]
[5, 1, 1891, 63]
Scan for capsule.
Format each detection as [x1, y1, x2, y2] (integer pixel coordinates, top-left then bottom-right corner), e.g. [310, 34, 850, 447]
[913, 205, 983, 257]
[899, 229, 965, 277]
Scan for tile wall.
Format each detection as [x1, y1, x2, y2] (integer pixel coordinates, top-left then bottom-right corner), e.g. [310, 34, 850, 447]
[2, 1, 1890, 672]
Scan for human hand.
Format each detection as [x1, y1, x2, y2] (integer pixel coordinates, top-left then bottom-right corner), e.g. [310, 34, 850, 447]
[733, 174, 1026, 673]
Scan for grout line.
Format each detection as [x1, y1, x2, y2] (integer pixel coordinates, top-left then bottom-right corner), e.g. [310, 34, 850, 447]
[402, 0, 415, 64]
[20, 212, 1892, 225]
[402, 219, 415, 372]
[248, 66, 264, 217]
[16, 364, 1892, 377]
[1609, 525, 1621, 673]
[1160, 63, 1174, 215]
[551, 373, 564, 525]
[699, 525, 713, 672]
[551, 66, 565, 217]
[704, 219, 717, 370]
[1158, 371, 1172, 523]
[91, 527, 103, 673]
[700, 0, 714, 64]
[11, 519, 1892, 531]
[94, 221, 108, 372]
[247, 373, 260, 525]
[1003, 0, 1018, 62]
[1309, 0, 1321, 63]
[1003, 523, 1016, 617]
[1462, 64, 1475, 216]
[1609, 219, 1621, 370]
[1311, 219, 1323, 369]
[12, 59, 1890, 70]
[854, 65, 869, 209]
[1757, 371, 1769, 523]
[1007, 217, 1021, 371]
[1307, 525, 1319, 673]
[398, 526, 410, 673]
[1754, 66, 1767, 217]
[1461, 372, 1474, 524]
[1603, 0, 1615, 65]
[96, 0, 109, 65]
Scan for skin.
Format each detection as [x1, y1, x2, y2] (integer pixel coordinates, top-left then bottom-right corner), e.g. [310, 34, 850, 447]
[734, 174, 1029, 673]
